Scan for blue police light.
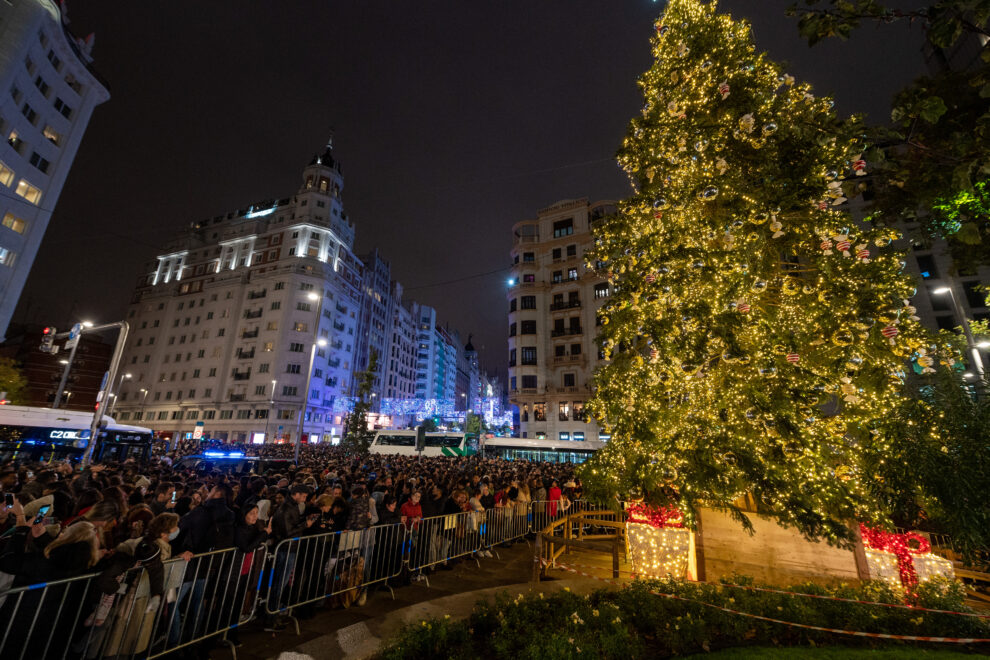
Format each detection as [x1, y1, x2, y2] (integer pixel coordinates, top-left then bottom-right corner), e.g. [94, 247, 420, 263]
[203, 450, 245, 458]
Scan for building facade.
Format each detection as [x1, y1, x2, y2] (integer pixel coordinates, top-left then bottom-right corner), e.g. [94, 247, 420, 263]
[113, 144, 364, 444]
[507, 198, 615, 441]
[0, 0, 109, 338]
[0, 323, 111, 410]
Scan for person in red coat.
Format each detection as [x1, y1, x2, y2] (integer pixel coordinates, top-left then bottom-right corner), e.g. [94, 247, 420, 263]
[547, 480, 562, 517]
[399, 491, 423, 530]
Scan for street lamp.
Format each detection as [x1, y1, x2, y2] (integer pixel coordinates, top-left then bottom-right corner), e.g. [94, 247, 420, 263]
[296, 336, 328, 462]
[81, 320, 94, 328]
[108, 373, 132, 416]
[138, 388, 148, 421]
[265, 379, 277, 443]
[932, 286, 985, 380]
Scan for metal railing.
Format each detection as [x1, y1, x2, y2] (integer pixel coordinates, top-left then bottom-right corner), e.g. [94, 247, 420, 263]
[265, 523, 405, 617]
[0, 546, 268, 660]
[0, 500, 606, 657]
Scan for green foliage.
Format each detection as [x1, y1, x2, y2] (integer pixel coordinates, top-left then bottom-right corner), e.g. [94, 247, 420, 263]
[463, 412, 485, 437]
[419, 417, 438, 432]
[790, 1, 990, 269]
[377, 578, 990, 659]
[862, 366, 990, 566]
[584, 0, 928, 545]
[340, 349, 379, 454]
[0, 357, 26, 404]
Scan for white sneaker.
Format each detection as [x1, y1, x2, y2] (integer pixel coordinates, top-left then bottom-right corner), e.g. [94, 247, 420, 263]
[356, 591, 367, 606]
[484, 550, 493, 558]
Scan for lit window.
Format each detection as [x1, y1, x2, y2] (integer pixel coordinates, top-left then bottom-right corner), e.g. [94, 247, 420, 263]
[0, 247, 15, 266]
[42, 125, 60, 146]
[2, 213, 26, 234]
[0, 161, 14, 187]
[14, 179, 42, 204]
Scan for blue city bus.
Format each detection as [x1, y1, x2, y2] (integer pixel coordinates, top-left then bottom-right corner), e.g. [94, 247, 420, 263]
[0, 405, 154, 463]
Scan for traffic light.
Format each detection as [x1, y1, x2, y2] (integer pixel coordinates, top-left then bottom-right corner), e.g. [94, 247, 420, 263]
[40, 326, 57, 353]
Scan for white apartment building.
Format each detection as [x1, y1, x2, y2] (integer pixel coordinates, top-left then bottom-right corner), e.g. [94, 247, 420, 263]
[113, 144, 366, 444]
[384, 286, 417, 399]
[0, 0, 109, 338]
[507, 198, 616, 441]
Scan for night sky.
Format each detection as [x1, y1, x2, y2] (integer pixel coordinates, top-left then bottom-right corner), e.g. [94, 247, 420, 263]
[15, 0, 932, 376]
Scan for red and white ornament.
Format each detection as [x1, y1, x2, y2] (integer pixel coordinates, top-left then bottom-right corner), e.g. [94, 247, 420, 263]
[834, 235, 852, 256]
[737, 302, 751, 313]
[852, 154, 867, 176]
[649, 347, 659, 361]
[645, 273, 657, 283]
[856, 244, 870, 262]
[786, 353, 800, 364]
[881, 325, 899, 339]
[817, 200, 829, 211]
[653, 211, 663, 219]
[718, 81, 730, 99]
[820, 238, 834, 255]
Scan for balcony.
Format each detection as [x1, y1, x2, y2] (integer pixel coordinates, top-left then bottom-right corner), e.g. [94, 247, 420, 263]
[247, 289, 267, 300]
[551, 327, 583, 338]
[331, 340, 343, 349]
[244, 309, 263, 319]
[550, 276, 580, 288]
[333, 322, 346, 331]
[552, 354, 585, 365]
[232, 371, 251, 381]
[229, 393, 246, 402]
[242, 329, 259, 339]
[236, 348, 255, 359]
[328, 359, 341, 368]
[550, 300, 581, 312]
[554, 385, 583, 394]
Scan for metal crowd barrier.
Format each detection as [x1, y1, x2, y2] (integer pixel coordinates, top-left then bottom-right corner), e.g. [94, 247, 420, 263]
[0, 545, 267, 660]
[407, 510, 485, 574]
[0, 499, 619, 656]
[265, 523, 405, 617]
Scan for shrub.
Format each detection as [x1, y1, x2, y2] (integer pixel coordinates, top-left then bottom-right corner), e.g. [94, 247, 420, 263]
[376, 578, 990, 659]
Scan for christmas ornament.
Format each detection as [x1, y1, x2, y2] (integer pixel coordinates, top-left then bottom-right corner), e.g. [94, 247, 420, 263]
[786, 352, 800, 364]
[738, 113, 755, 134]
[856, 245, 870, 262]
[718, 81, 730, 99]
[881, 325, 899, 339]
[852, 154, 867, 176]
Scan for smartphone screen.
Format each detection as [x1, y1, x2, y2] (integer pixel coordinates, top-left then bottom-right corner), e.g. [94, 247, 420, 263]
[33, 505, 51, 525]
[171, 491, 177, 503]
[4, 493, 13, 507]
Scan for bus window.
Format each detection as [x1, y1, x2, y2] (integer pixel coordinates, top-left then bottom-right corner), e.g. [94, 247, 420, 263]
[375, 434, 416, 446]
[424, 434, 462, 447]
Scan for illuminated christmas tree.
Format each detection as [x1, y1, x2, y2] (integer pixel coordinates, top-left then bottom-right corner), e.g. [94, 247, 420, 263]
[583, 0, 942, 543]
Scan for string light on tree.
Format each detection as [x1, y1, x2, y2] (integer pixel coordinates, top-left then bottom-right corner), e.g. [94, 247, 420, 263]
[578, 0, 959, 545]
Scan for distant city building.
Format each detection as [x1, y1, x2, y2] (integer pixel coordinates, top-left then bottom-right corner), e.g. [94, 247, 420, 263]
[113, 141, 470, 443]
[507, 198, 615, 442]
[0, 0, 110, 339]
[114, 142, 363, 444]
[0, 323, 111, 410]
[383, 282, 417, 400]
[459, 334, 480, 411]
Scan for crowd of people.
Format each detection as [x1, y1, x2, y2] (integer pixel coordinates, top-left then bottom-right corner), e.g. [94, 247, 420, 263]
[0, 444, 580, 658]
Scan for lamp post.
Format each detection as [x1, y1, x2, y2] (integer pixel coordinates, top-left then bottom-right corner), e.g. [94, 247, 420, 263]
[108, 372, 132, 416]
[294, 290, 325, 459]
[933, 286, 985, 381]
[138, 388, 148, 421]
[296, 336, 327, 462]
[53, 320, 94, 409]
[265, 379, 276, 443]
